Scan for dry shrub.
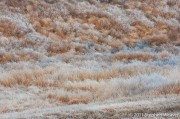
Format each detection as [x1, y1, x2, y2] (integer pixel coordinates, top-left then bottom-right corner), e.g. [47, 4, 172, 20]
[177, 16, 180, 23]
[158, 51, 170, 60]
[0, 20, 24, 37]
[48, 94, 89, 104]
[15, 52, 39, 62]
[118, 66, 158, 79]
[0, 53, 13, 64]
[74, 45, 88, 54]
[0, 75, 31, 87]
[168, 27, 180, 46]
[32, 18, 57, 38]
[109, 40, 123, 49]
[87, 0, 97, 4]
[139, 6, 153, 14]
[112, 53, 156, 61]
[60, 54, 73, 63]
[173, 40, 180, 46]
[5, 0, 30, 7]
[65, 85, 94, 91]
[0, 52, 39, 63]
[68, 70, 119, 81]
[0, 20, 27, 38]
[44, 0, 58, 4]
[124, 2, 136, 9]
[35, 80, 60, 87]
[152, 9, 161, 17]
[130, 21, 153, 38]
[0, 106, 9, 113]
[85, 13, 127, 38]
[31, 16, 65, 40]
[158, 83, 180, 95]
[147, 34, 169, 46]
[47, 42, 71, 55]
[54, 30, 69, 39]
[89, 17, 111, 29]
[32, 17, 67, 40]
[40, 18, 52, 27]
[122, 38, 136, 47]
[0, 69, 52, 87]
[68, 98, 89, 105]
[34, 80, 50, 87]
[58, 96, 70, 103]
[64, 80, 99, 91]
[0, 27, 4, 33]
[48, 94, 70, 103]
[128, 32, 139, 39]
[5, 0, 33, 14]
[167, 1, 177, 7]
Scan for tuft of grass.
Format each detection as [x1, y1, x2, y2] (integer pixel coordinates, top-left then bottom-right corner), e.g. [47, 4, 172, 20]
[0, 69, 53, 87]
[0, 53, 13, 64]
[112, 53, 156, 61]
[0, 20, 24, 38]
[5, 0, 30, 8]
[0, 106, 9, 113]
[67, 69, 120, 81]
[158, 83, 180, 95]
[68, 98, 89, 105]
[47, 42, 71, 56]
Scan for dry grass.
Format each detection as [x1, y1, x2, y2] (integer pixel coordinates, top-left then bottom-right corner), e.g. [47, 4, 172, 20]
[0, 53, 39, 64]
[112, 53, 156, 61]
[0, 53, 13, 64]
[0, 106, 9, 113]
[158, 83, 180, 95]
[47, 42, 71, 56]
[67, 69, 120, 81]
[5, 0, 30, 7]
[0, 0, 179, 117]
[168, 28, 180, 46]
[0, 20, 25, 38]
[68, 98, 89, 105]
[147, 35, 169, 46]
[48, 94, 70, 103]
[109, 40, 123, 50]
[48, 94, 89, 104]
[16, 52, 39, 62]
[0, 69, 54, 87]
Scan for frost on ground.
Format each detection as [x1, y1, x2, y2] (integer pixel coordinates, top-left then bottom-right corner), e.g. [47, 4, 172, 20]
[0, 0, 180, 118]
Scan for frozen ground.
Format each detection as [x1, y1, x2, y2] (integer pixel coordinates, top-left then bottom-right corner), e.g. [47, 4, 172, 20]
[1, 95, 180, 118]
[0, 0, 180, 118]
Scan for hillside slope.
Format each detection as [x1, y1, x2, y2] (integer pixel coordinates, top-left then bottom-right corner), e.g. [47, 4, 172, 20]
[0, 0, 180, 118]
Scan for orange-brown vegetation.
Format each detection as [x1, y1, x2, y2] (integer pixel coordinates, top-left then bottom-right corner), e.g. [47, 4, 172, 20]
[112, 53, 156, 61]
[0, 0, 179, 117]
[48, 94, 89, 104]
[0, 53, 13, 64]
[158, 83, 180, 95]
[0, 69, 54, 87]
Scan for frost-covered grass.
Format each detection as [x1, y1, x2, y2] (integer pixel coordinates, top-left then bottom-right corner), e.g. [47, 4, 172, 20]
[0, 0, 179, 118]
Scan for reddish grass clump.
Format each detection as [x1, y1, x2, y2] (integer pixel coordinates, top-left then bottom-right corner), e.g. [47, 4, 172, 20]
[16, 52, 39, 62]
[158, 83, 180, 95]
[0, 20, 29, 38]
[68, 69, 120, 81]
[112, 53, 156, 61]
[148, 35, 169, 46]
[0, 70, 53, 87]
[68, 98, 89, 105]
[47, 42, 71, 56]
[5, 0, 29, 9]
[0, 54, 13, 64]
[48, 94, 89, 104]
